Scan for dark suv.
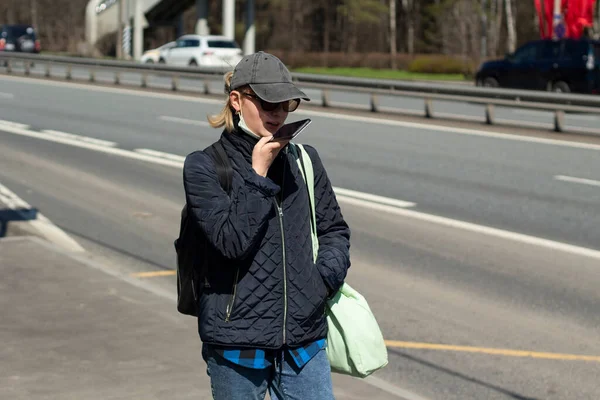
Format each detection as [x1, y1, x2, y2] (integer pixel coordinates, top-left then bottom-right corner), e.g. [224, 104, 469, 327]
[0, 24, 41, 54]
[476, 39, 600, 94]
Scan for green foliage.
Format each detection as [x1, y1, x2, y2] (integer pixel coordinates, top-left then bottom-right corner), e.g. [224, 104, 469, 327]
[293, 66, 467, 81]
[408, 55, 476, 75]
[337, 0, 388, 24]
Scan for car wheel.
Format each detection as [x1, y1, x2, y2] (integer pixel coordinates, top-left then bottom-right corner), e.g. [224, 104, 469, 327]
[145, 59, 154, 64]
[188, 59, 198, 67]
[552, 81, 570, 93]
[483, 77, 499, 88]
[158, 58, 166, 64]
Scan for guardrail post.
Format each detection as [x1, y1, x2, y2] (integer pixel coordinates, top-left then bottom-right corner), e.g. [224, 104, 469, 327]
[554, 111, 565, 132]
[89, 69, 95, 83]
[115, 72, 121, 85]
[6, 60, 12, 73]
[66, 65, 72, 80]
[203, 80, 211, 95]
[45, 63, 51, 78]
[370, 94, 379, 113]
[141, 73, 148, 88]
[485, 104, 495, 125]
[171, 75, 179, 91]
[24, 62, 31, 76]
[425, 99, 434, 118]
[322, 89, 330, 108]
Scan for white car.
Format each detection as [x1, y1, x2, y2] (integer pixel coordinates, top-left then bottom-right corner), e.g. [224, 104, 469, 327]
[157, 35, 243, 69]
[140, 41, 176, 64]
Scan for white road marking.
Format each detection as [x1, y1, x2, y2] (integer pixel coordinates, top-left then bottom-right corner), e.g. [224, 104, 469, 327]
[2, 118, 600, 262]
[0, 119, 29, 129]
[337, 196, 600, 261]
[0, 121, 182, 169]
[555, 175, 600, 188]
[159, 115, 210, 127]
[0, 182, 85, 252]
[135, 149, 186, 162]
[0, 92, 14, 99]
[333, 187, 415, 208]
[42, 129, 117, 147]
[1, 74, 599, 150]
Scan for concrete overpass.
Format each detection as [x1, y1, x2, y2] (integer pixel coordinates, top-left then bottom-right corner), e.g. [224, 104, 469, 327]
[85, 0, 255, 60]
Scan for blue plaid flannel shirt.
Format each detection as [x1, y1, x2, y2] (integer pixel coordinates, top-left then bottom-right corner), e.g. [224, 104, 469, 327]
[206, 339, 327, 369]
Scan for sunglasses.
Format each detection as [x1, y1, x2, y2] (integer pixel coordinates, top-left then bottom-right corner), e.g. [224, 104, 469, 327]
[241, 92, 300, 112]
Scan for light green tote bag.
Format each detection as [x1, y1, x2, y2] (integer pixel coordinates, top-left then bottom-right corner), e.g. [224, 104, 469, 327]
[293, 144, 388, 378]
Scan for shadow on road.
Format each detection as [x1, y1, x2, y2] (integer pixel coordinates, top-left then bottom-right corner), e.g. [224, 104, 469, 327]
[0, 207, 38, 237]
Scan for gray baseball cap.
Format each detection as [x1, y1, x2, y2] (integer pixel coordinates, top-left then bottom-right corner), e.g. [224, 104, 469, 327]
[230, 51, 310, 103]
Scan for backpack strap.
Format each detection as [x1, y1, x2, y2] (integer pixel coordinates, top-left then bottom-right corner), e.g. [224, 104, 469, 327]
[205, 140, 233, 196]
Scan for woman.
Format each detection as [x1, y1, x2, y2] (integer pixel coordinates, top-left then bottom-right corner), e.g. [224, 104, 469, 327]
[182, 51, 351, 400]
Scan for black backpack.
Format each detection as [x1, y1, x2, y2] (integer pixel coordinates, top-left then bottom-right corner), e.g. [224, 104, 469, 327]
[175, 141, 232, 317]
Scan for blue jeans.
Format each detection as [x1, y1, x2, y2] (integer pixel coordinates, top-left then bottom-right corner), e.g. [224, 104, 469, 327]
[202, 345, 335, 400]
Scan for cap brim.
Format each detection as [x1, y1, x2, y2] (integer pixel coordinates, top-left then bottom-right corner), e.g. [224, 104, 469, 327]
[249, 82, 311, 103]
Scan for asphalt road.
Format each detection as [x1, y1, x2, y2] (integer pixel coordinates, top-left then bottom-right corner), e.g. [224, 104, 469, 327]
[1, 74, 600, 399]
[4, 62, 600, 134]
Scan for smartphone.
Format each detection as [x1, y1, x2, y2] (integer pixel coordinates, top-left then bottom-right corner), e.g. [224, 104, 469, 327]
[270, 119, 311, 142]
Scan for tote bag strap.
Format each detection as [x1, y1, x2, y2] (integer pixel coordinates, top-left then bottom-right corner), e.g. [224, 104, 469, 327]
[291, 143, 318, 262]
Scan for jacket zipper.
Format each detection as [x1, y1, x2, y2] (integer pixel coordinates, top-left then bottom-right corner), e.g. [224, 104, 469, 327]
[225, 268, 239, 322]
[276, 204, 287, 344]
[278, 154, 288, 345]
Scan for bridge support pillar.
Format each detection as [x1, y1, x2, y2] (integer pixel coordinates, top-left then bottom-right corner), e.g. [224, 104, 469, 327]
[195, 0, 209, 35]
[243, 0, 255, 55]
[223, 0, 235, 40]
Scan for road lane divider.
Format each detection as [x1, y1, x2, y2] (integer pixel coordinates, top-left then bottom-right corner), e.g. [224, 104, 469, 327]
[0, 119, 29, 129]
[555, 175, 600, 188]
[385, 340, 600, 362]
[159, 115, 211, 127]
[0, 182, 85, 252]
[42, 129, 117, 147]
[337, 196, 600, 261]
[0, 121, 183, 169]
[134, 149, 186, 162]
[333, 187, 415, 208]
[131, 270, 176, 278]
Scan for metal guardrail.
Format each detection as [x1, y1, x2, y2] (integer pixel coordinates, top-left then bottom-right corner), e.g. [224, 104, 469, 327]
[2, 52, 599, 133]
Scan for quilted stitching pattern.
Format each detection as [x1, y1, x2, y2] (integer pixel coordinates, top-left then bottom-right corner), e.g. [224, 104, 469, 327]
[183, 133, 350, 348]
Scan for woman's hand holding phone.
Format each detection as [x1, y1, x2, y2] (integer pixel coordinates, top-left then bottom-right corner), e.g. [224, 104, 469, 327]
[252, 136, 290, 177]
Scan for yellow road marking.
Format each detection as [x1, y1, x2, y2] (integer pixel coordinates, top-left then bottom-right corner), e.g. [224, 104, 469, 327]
[385, 340, 600, 362]
[131, 270, 176, 278]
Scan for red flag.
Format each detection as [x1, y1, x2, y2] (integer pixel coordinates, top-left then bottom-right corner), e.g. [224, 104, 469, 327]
[534, 0, 558, 39]
[564, 0, 597, 38]
[535, 0, 597, 39]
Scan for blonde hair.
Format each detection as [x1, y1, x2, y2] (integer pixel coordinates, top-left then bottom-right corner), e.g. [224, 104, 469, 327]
[207, 71, 237, 132]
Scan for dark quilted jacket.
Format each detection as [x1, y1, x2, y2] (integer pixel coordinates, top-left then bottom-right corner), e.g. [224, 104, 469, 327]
[182, 129, 351, 349]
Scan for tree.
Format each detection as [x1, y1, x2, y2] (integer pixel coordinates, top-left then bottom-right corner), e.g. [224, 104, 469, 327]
[505, 0, 516, 52]
[390, 0, 397, 68]
[337, 0, 387, 52]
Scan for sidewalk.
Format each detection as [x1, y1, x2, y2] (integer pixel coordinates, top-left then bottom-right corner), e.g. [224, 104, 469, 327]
[0, 233, 405, 400]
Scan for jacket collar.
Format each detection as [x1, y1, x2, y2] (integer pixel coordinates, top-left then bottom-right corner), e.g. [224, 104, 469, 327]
[220, 127, 257, 164]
